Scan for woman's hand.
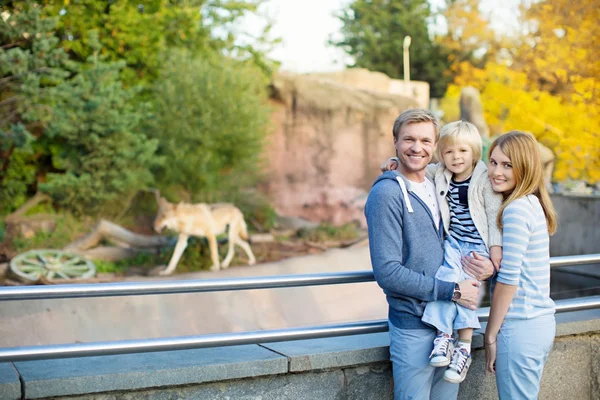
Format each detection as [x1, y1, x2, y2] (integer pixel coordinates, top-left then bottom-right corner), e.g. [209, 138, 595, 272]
[379, 157, 399, 172]
[485, 335, 498, 374]
[462, 251, 495, 281]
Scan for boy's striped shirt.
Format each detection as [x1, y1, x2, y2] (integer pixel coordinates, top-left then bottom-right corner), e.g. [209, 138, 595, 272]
[494, 195, 555, 319]
[447, 177, 484, 245]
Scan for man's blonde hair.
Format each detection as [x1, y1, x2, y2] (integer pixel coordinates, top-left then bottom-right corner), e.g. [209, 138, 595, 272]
[436, 120, 482, 166]
[392, 108, 439, 142]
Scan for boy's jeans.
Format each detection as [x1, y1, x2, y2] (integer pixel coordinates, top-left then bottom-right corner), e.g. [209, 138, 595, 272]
[421, 236, 486, 334]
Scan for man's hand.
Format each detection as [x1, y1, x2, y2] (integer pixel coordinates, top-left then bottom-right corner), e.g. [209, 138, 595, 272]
[489, 246, 502, 272]
[379, 157, 399, 172]
[456, 279, 480, 310]
[462, 251, 495, 281]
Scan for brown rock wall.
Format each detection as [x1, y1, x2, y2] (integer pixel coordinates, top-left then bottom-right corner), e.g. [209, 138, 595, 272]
[263, 72, 419, 226]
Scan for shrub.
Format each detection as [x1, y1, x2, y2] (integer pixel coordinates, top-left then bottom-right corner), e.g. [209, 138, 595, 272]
[146, 49, 272, 203]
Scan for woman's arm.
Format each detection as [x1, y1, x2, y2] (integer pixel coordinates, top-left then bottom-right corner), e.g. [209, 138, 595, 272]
[485, 200, 532, 372]
[485, 282, 517, 340]
[485, 282, 518, 374]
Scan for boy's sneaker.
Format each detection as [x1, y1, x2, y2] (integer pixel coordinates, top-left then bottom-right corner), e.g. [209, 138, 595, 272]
[429, 334, 454, 367]
[443, 348, 472, 383]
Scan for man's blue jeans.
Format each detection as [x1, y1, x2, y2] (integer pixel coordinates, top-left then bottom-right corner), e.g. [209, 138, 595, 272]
[388, 321, 460, 400]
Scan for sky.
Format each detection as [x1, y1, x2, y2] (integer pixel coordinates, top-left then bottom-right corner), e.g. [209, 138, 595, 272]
[241, 0, 522, 74]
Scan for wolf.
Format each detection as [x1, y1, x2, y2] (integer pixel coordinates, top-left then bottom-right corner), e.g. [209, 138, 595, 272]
[153, 192, 256, 275]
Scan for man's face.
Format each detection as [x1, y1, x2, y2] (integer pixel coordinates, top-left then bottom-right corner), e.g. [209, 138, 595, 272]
[394, 122, 436, 180]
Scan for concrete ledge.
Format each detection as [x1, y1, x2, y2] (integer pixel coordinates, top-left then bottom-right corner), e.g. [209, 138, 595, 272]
[555, 309, 600, 336]
[0, 363, 20, 400]
[14, 345, 287, 399]
[1, 311, 599, 399]
[262, 332, 390, 372]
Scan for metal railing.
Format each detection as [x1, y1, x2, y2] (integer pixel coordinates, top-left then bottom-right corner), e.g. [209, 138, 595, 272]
[1, 253, 599, 363]
[1, 253, 597, 301]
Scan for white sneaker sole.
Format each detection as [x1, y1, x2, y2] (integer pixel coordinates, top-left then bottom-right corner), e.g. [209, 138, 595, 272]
[430, 358, 451, 368]
[443, 357, 472, 384]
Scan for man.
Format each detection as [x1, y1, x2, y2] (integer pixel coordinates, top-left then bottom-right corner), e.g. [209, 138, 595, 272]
[364, 109, 493, 399]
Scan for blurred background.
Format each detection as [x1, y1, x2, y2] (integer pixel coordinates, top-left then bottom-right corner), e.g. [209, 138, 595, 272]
[0, 0, 598, 348]
[0, 0, 598, 274]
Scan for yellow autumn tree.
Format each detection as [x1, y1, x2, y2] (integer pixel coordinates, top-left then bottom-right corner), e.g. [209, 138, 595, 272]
[441, 0, 600, 183]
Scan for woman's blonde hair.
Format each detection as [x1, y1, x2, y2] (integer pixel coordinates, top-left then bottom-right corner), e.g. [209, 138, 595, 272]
[489, 131, 557, 234]
[436, 120, 482, 166]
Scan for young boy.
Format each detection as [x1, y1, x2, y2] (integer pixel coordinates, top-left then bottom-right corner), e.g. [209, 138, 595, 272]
[382, 120, 503, 383]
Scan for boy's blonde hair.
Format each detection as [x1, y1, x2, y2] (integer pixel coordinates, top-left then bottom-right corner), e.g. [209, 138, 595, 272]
[489, 130, 557, 234]
[436, 120, 482, 166]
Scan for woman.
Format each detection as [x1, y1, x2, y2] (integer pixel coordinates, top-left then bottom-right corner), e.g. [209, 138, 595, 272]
[485, 131, 557, 399]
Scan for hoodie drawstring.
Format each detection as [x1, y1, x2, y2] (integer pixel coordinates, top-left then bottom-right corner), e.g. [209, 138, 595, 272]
[396, 177, 413, 213]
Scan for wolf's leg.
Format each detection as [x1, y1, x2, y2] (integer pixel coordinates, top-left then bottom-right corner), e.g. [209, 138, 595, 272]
[235, 237, 256, 265]
[207, 234, 221, 271]
[160, 234, 189, 275]
[222, 222, 237, 268]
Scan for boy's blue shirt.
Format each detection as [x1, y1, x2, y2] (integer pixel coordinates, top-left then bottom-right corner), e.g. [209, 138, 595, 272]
[365, 170, 455, 329]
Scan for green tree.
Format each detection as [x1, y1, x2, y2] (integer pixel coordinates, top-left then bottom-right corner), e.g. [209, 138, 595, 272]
[146, 49, 271, 202]
[31, 0, 275, 87]
[331, 0, 452, 97]
[0, 5, 69, 212]
[39, 49, 160, 216]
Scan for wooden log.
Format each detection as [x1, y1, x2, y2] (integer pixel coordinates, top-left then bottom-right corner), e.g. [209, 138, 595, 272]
[64, 219, 172, 252]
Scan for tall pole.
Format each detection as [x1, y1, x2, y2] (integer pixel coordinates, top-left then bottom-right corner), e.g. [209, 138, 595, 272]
[403, 36, 411, 83]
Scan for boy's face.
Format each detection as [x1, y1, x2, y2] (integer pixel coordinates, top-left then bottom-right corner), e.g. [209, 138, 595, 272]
[441, 143, 475, 181]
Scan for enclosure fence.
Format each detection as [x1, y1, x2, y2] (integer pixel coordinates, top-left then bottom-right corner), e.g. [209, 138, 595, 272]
[1, 253, 599, 362]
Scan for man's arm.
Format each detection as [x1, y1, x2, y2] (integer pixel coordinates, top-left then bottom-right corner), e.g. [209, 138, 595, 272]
[365, 179, 454, 302]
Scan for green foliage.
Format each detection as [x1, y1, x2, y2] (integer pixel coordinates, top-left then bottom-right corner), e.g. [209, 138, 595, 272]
[0, 5, 70, 212]
[331, 0, 452, 97]
[35, 0, 274, 87]
[229, 190, 278, 232]
[38, 52, 160, 216]
[297, 223, 361, 243]
[146, 49, 271, 203]
[9, 212, 90, 253]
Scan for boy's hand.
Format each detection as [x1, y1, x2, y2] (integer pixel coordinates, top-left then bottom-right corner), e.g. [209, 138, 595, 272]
[490, 246, 502, 272]
[379, 157, 399, 172]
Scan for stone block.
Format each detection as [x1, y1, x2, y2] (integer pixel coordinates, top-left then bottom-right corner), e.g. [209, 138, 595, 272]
[55, 370, 346, 400]
[540, 335, 592, 400]
[0, 363, 21, 400]
[555, 309, 600, 336]
[15, 345, 286, 399]
[262, 332, 389, 372]
[344, 364, 393, 400]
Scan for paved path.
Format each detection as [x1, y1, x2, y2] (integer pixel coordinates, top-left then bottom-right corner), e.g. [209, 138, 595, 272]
[0, 245, 388, 347]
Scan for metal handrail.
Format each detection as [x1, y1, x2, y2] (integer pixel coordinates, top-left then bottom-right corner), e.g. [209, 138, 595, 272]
[1, 253, 598, 301]
[1, 295, 598, 362]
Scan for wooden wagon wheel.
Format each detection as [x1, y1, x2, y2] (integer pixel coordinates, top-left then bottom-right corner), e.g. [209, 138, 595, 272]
[10, 249, 96, 282]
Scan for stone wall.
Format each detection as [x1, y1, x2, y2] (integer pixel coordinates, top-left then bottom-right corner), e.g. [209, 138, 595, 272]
[1, 310, 598, 399]
[550, 194, 600, 256]
[264, 72, 419, 226]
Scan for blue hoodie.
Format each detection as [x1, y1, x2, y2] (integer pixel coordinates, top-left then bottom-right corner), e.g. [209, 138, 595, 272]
[365, 171, 455, 329]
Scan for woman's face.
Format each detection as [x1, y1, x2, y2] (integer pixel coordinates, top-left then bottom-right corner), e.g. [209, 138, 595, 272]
[488, 146, 516, 194]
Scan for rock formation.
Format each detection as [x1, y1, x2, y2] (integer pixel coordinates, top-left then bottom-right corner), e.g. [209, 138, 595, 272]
[265, 71, 419, 227]
[460, 86, 490, 138]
